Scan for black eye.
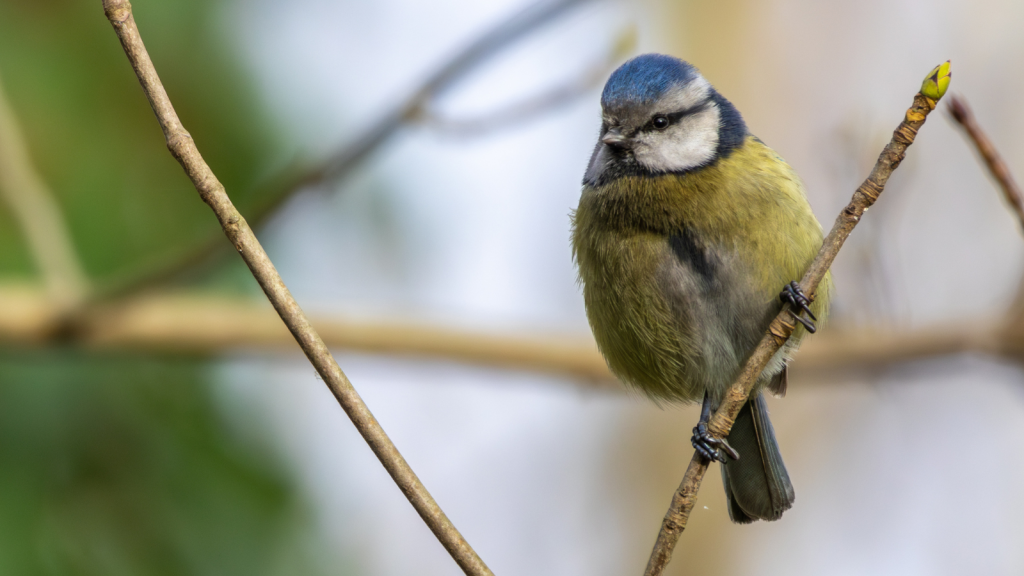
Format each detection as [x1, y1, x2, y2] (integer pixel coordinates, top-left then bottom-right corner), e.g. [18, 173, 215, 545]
[652, 115, 670, 130]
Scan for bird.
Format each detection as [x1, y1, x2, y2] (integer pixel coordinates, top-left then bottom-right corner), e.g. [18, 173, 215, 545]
[571, 53, 831, 523]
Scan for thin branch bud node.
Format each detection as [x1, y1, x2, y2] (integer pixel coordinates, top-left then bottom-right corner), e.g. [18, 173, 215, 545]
[103, 0, 132, 23]
[860, 180, 883, 202]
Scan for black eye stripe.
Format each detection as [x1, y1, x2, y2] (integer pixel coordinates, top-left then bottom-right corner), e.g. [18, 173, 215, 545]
[641, 101, 710, 132]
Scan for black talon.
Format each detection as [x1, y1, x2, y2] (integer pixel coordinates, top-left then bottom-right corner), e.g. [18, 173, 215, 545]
[780, 281, 817, 333]
[780, 281, 816, 319]
[691, 393, 740, 463]
[692, 422, 739, 462]
[789, 312, 817, 333]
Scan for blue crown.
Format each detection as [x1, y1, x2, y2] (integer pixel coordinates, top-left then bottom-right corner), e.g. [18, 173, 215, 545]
[601, 54, 698, 108]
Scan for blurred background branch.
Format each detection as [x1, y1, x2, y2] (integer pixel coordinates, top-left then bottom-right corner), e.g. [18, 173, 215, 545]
[949, 95, 1024, 234]
[6, 282, 1024, 391]
[0, 69, 89, 311]
[948, 95, 1024, 325]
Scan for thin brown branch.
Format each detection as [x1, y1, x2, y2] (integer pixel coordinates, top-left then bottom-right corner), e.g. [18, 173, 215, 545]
[3, 283, 1019, 386]
[100, 3, 492, 575]
[643, 69, 947, 576]
[794, 322, 1002, 372]
[91, 0, 600, 305]
[0, 284, 616, 384]
[946, 95, 1024, 320]
[948, 95, 1024, 231]
[0, 69, 89, 310]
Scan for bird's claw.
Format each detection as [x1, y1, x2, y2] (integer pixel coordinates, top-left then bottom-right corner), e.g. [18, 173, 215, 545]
[691, 422, 739, 463]
[780, 281, 817, 333]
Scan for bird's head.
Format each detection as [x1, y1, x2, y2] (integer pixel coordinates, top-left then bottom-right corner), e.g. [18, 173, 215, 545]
[584, 54, 747, 186]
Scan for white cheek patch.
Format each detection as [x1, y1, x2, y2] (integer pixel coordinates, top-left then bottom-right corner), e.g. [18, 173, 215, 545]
[633, 104, 721, 173]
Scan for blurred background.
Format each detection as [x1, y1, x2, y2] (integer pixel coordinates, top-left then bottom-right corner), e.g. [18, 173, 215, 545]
[2, 0, 1024, 574]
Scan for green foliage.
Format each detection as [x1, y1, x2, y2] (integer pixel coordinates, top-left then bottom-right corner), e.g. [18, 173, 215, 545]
[0, 0, 289, 284]
[0, 350, 333, 576]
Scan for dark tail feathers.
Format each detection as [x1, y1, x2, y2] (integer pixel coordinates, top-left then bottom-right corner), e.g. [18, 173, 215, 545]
[720, 393, 795, 523]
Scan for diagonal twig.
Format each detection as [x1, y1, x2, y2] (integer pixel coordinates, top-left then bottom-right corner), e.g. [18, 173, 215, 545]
[948, 95, 1024, 232]
[642, 62, 951, 576]
[947, 95, 1024, 320]
[0, 69, 90, 310]
[101, 2, 492, 574]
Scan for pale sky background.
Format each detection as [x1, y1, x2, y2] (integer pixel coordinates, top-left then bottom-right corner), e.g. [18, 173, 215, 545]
[214, 1, 1024, 574]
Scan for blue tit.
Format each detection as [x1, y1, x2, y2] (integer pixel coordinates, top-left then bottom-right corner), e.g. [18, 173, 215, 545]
[571, 54, 831, 523]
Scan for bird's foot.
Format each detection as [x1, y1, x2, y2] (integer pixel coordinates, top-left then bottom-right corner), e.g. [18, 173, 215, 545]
[780, 281, 817, 333]
[691, 421, 739, 463]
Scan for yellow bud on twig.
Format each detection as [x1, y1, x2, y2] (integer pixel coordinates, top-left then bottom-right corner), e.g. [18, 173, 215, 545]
[921, 60, 951, 100]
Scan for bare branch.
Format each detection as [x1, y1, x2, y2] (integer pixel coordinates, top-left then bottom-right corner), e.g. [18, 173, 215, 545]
[946, 95, 1024, 320]
[0, 69, 89, 310]
[0, 284, 617, 384]
[100, 2, 492, 574]
[643, 64, 949, 576]
[948, 95, 1024, 232]
[3, 283, 1020, 388]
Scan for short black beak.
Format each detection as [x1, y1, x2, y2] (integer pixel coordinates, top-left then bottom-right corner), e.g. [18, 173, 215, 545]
[601, 128, 630, 149]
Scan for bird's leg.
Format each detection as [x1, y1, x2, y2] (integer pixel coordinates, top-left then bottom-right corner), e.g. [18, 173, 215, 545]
[780, 281, 817, 333]
[691, 392, 739, 463]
